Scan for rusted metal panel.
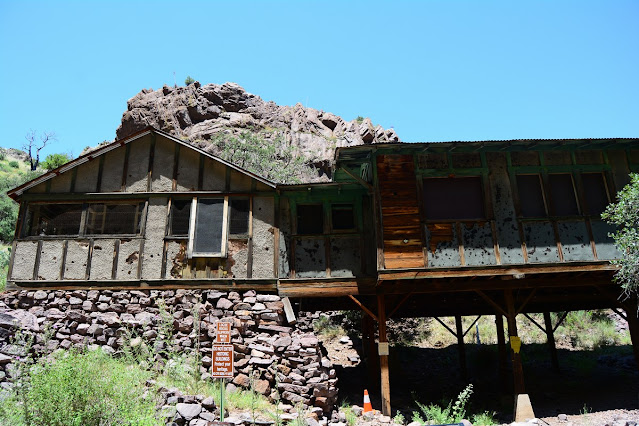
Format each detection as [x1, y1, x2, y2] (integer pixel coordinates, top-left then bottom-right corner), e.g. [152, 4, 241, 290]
[523, 222, 560, 263]
[591, 220, 621, 260]
[557, 220, 593, 262]
[462, 222, 497, 266]
[294, 238, 326, 278]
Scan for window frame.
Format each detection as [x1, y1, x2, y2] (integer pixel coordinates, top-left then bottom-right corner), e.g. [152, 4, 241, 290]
[187, 196, 229, 258]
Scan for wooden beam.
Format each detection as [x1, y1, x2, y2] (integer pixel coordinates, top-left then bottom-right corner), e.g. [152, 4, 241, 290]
[543, 311, 559, 371]
[516, 288, 538, 314]
[32, 240, 43, 281]
[505, 289, 525, 395]
[553, 311, 569, 333]
[522, 313, 545, 333]
[377, 294, 391, 416]
[387, 292, 413, 319]
[433, 316, 458, 338]
[624, 299, 639, 371]
[495, 315, 509, 394]
[120, 143, 131, 191]
[455, 315, 468, 379]
[475, 290, 507, 316]
[348, 295, 378, 322]
[147, 133, 156, 192]
[463, 315, 482, 337]
[338, 166, 373, 191]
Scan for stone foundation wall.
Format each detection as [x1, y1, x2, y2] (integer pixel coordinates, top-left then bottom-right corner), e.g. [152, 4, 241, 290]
[0, 289, 337, 412]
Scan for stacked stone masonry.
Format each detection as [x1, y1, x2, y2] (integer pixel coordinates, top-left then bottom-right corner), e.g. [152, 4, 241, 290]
[0, 289, 337, 414]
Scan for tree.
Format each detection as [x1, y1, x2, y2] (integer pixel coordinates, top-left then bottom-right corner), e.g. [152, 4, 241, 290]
[23, 131, 56, 171]
[602, 173, 639, 296]
[185, 76, 195, 85]
[40, 153, 72, 170]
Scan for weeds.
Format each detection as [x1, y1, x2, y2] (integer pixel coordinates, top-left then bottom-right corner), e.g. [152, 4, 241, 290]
[313, 315, 346, 339]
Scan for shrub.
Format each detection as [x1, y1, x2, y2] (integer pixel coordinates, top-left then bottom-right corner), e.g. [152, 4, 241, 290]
[40, 153, 72, 170]
[0, 152, 5, 161]
[413, 384, 474, 424]
[8, 161, 19, 168]
[0, 349, 159, 425]
[185, 75, 195, 85]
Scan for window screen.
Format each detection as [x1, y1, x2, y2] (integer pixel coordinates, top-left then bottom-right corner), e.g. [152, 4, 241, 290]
[297, 204, 324, 235]
[229, 198, 249, 235]
[170, 199, 191, 236]
[86, 203, 143, 235]
[332, 204, 355, 230]
[548, 174, 579, 216]
[581, 173, 609, 215]
[516, 174, 546, 217]
[24, 204, 83, 236]
[193, 198, 224, 254]
[422, 177, 485, 220]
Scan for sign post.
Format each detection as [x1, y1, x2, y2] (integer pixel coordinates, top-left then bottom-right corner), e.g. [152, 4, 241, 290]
[213, 322, 234, 421]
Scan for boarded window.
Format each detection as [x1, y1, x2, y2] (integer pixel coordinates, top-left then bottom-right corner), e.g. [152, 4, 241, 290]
[86, 203, 143, 235]
[297, 204, 324, 235]
[193, 198, 225, 254]
[229, 198, 249, 235]
[332, 204, 355, 230]
[24, 204, 83, 236]
[169, 199, 191, 236]
[548, 174, 579, 216]
[516, 174, 546, 217]
[422, 177, 485, 220]
[581, 173, 609, 215]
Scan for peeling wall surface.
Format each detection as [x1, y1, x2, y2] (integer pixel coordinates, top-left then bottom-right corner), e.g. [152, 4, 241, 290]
[295, 239, 326, 278]
[487, 153, 525, 265]
[425, 224, 460, 268]
[141, 198, 168, 280]
[64, 240, 89, 279]
[330, 238, 361, 277]
[462, 222, 496, 266]
[227, 240, 248, 278]
[37, 241, 64, 280]
[117, 239, 140, 279]
[11, 241, 38, 280]
[557, 221, 592, 262]
[252, 197, 275, 278]
[89, 239, 117, 280]
[278, 198, 291, 278]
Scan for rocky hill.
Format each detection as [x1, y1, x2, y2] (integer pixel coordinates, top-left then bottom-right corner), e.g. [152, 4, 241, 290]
[116, 82, 400, 181]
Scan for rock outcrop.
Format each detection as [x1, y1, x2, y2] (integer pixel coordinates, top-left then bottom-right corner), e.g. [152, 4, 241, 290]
[115, 82, 400, 180]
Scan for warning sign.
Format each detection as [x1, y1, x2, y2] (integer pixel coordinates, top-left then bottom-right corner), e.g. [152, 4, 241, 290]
[211, 344, 234, 378]
[216, 322, 232, 344]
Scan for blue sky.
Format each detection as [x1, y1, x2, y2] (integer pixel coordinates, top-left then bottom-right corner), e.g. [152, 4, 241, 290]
[1, 1, 637, 158]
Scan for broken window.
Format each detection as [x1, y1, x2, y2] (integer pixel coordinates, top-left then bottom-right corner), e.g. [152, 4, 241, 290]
[297, 204, 324, 235]
[516, 174, 546, 217]
[229, 198, 250, 236]
[581, 173, 609, 215]
[422, 176, 485, 220]
[191, 198, 226, 256]
[169, 199, 191, 236]
[548, 174, 579, 216]
[331, 204, 355, 230]
[85, 203, 144, 235]
[23, 203, 83, 236]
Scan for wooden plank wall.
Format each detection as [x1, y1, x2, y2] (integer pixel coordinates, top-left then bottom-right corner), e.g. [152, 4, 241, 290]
[377, 155, 425, 269]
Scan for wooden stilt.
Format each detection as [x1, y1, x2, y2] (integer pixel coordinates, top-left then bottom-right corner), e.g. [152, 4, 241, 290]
[377, 294, 391, 416]
[623, 298, 639, 371]
[543, 311, 559, 371]
[362, 313, 379, 390]
[455, 315, 468, 379]
[504, 289, 525, 395]
[495, 314, 509, 393]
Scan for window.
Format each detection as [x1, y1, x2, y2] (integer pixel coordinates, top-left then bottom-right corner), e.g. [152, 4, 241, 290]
[86, 203, 143, 235]
[297, 204, 323, 235]
[169, 199, 192, 236]
[422, 177, 485, 220]
[516, 174, 546, 217]
[581, 173, 609, 215]
[24, 203, 83, 236]
[22, 202, 143, 237]
[331, 204, 355, 230]
[548, 174, 579, 216]
[229, 199, 249, 236]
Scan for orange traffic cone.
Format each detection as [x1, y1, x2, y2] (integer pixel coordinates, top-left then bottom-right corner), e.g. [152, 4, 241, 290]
[363, 389, 373, 413]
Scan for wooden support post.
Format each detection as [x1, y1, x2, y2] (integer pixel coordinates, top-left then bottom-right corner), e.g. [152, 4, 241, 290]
[455, 315, 468, 379]
[543, 312, 559, 371]
[377, 294, 391, 417]
[504, 289, 525, 395]
[361, 313, 379, 389]
[623, 299, 639, 371]
[495, 314, 509, 394]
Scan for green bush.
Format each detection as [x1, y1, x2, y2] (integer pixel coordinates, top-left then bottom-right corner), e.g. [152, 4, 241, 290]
[40, 153, 72, 170]
[0, 349, 160, 425]
[185, 75, 195, 85]
[8, 161, 19, 168]
[0, 152, 5, 161]
[412, 384, 495, 425]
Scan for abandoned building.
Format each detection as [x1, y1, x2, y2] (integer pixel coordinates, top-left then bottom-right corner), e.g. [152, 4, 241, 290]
[6, 127, 639, 415]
